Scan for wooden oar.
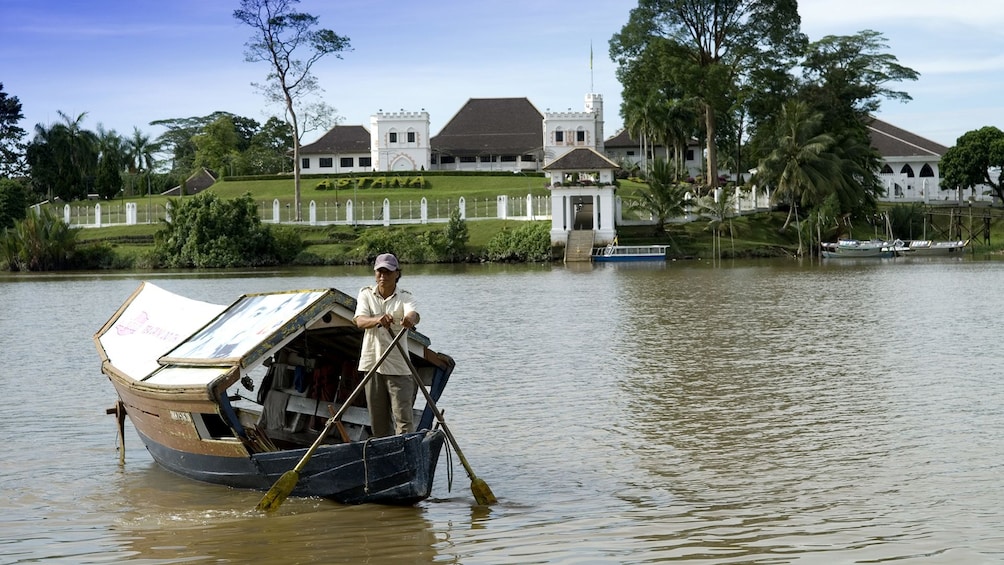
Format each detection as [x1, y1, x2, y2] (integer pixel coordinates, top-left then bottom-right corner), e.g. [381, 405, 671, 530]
[255, 326, 410, 512]
[392, 338, 497, 505]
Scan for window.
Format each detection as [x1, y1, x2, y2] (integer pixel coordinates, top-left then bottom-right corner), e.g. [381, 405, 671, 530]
[501, 155, 517, 162]
[901, 164, 915, 177]
[626, 150, 636, 157]
[389, 132, 398, 143]
[480, 155, 495, 163]
[881, 164, 894, 174]
[407, 131, 416, 143]
[319, 158, 333, 168]
[460, 156, 477, 163]
[576, 130, 586, 142]
[440, 155, 455, 164]
[522, 154, 536, 162]
[359, 157, 372, 167]
[920, 164, 935, 177]
[555, 130, 564, 143]
[302, 157, 310, 169]
[686, 149, 695, 161]
[340, 157, 354, 168]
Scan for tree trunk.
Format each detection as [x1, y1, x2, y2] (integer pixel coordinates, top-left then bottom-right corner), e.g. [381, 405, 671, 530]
[704, 104, 718, 194]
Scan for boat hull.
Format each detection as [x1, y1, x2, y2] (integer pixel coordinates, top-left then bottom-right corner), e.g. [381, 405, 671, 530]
[898, 240, 968, 256]
[108, 373, 445, 505]
[821, 240, 895, 258]
[138, 427, 445, 505]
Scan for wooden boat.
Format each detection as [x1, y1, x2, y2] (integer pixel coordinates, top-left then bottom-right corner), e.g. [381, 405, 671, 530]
[94, 282, 454, 505]
[592, 243, 669, 262]
[820, 239, 896, 258]
[895, 239, 968, 256]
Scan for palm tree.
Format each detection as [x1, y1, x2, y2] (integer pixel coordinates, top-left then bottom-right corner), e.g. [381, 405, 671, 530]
[622, 93, 664, 176]
[695, 189, 737, 263]
[756, 101, 838, 239]
[50, 111, 98, 200]
[659, 97, 700, 182]
[125, 127, 158, 175]
[626, 158, 688, 235]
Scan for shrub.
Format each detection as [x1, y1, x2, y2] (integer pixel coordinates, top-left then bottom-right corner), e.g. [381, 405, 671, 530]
[0, 207, 79, 271]
[155, 192, 284, 268]
[484, 221, 552, 262]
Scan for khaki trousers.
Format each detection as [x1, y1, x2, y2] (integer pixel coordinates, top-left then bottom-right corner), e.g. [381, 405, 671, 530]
[365, 372, 417, 437]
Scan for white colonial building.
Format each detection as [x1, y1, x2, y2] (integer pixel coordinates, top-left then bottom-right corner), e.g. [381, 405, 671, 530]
[369, 110, 431, 171]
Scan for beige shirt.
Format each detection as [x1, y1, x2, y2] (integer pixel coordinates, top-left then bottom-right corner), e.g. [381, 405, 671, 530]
[353, 285, 418, 374]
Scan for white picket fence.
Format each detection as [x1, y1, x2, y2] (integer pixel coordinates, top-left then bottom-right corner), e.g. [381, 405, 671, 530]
[64, 194, 553, 228]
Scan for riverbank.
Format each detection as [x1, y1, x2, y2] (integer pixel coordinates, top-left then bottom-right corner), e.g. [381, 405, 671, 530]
[26, 173, 1004, 269]
[73, 210, 808, 268]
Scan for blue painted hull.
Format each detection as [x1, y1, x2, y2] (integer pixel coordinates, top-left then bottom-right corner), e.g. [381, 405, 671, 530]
[139, 428, 446, 505]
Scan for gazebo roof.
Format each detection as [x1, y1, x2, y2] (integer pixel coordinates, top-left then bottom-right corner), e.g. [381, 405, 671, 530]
[543, 148, 620, 171]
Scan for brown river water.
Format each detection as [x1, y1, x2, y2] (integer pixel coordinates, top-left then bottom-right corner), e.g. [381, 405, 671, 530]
[1, 258, 1002, 564]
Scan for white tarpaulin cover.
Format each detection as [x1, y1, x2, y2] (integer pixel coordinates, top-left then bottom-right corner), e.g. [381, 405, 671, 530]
[95, 282, 227, 380]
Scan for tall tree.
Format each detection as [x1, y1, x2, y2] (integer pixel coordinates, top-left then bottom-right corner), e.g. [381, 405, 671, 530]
[95, 126, 125, 199]
[125, 127, 158, 175]
[799, 30, 919, 132]
[756, 100, 838, 237]
[612, 0, 803, 194]
[26, 112, 99, 201]
[0, 83, 27, 178]
[0, 178, 29, 228]
[234, 0, 351, 222]
[192, 115, 241, 175]
[940, 126, 1004, 204]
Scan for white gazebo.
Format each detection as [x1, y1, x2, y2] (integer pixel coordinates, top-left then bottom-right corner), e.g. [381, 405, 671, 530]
[543, 148, 620, 246]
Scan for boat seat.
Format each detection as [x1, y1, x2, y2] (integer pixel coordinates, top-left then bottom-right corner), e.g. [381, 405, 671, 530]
[283, 393, 370, 427]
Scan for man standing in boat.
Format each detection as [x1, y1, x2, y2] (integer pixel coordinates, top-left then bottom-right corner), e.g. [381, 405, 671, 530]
[353, 253, 421, 437]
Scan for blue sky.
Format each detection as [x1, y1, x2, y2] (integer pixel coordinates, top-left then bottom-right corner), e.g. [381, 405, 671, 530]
[2, 0, 1001, 148]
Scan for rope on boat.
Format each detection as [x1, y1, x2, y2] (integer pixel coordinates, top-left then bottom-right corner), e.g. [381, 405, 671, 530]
[362, 436, 376, 494]
[438, 424, 455, 494]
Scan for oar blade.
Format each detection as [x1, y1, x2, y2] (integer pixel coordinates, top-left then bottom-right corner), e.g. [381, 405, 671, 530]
[255, 470, 300, 512]
[471, 477, 497, 505]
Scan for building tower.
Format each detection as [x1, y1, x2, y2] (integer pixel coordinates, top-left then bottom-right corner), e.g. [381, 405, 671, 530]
[370, 110, 431, 172]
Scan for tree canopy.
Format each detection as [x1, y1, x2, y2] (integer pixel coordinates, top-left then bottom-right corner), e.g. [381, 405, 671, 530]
[611, 0, 804, 193]
[0, 83, 27, 178]
[940, 126, 1004, 203]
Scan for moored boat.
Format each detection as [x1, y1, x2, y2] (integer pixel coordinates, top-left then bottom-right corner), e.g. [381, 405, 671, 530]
[94, 282, 455, 505]
[592, 243, 669, 262]
[895, 239, 968, 256]
[820, 239, 896, 258]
